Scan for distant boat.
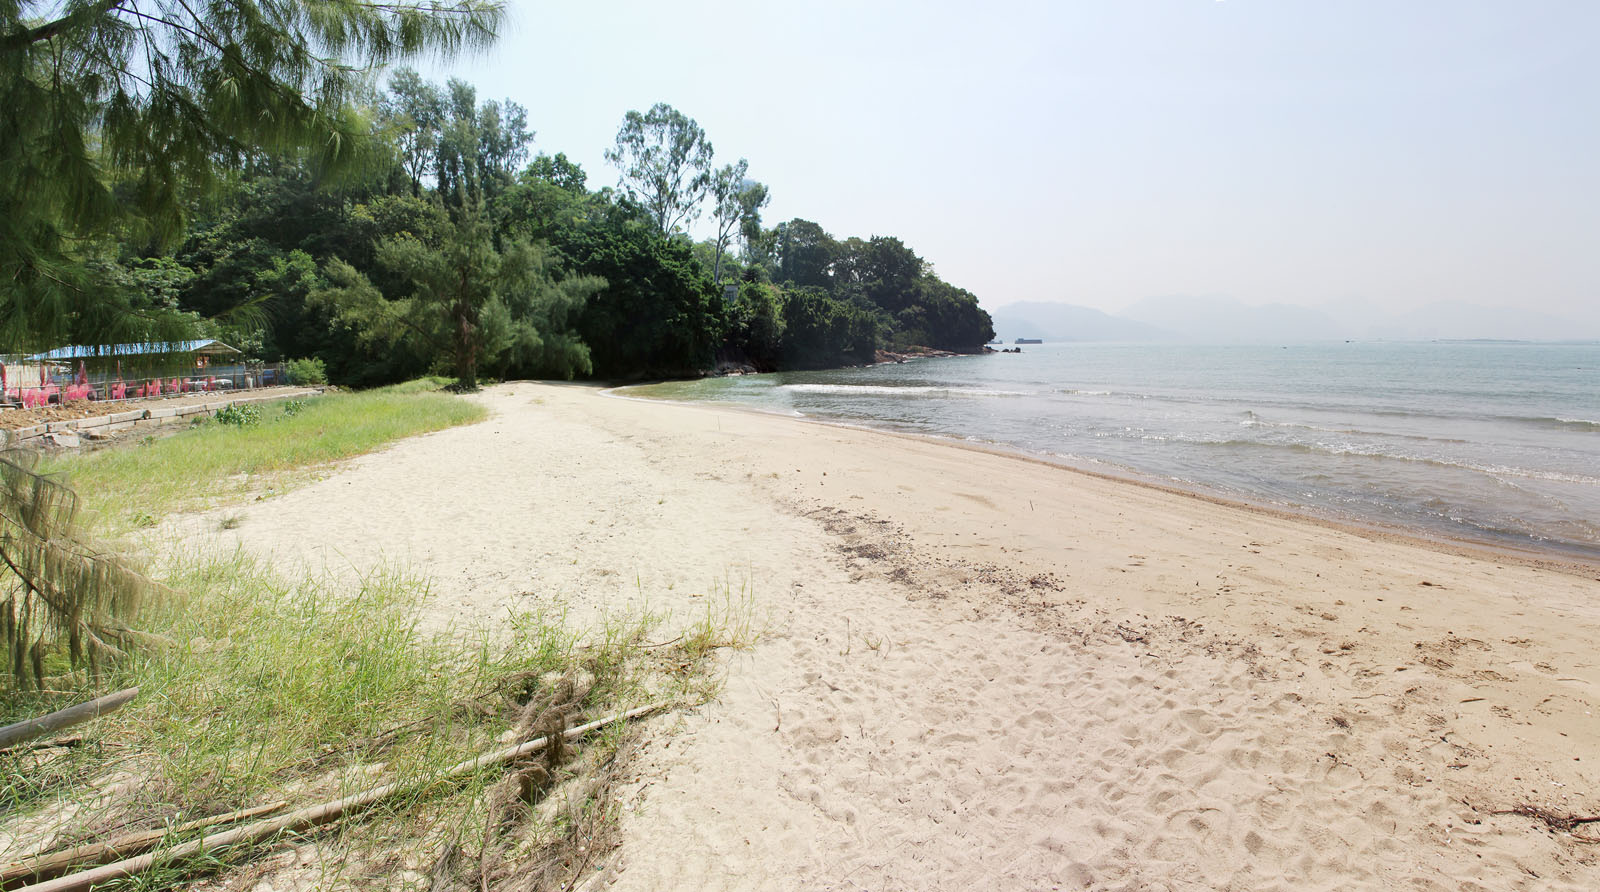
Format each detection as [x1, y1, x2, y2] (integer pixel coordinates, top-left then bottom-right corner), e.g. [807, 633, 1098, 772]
[1014, 338, 1042, 345]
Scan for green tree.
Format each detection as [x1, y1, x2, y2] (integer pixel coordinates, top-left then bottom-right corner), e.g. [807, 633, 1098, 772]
[727, 281, 783, 370]
[845, 235, 924, 315]
[381, 68, 445, 197]
[381, 70, 530, 210]
[481, 240, 605, 380]
[603, 103, 714, 235]
[707, 159, 747, 286]
[774, 218, 836, 290]
[314, 208, 601, 389]
[708, 160, 768, 288]
[907, 279, 995, 350]
[779, 288, 877, 369]
[556, 203, 723, 377]
[0, 0, 503, 352]
[435, 78, 531, 210]
[736, 180, 772, 266]
[524, 152, 588, 193]
[168, 157, 418, 382]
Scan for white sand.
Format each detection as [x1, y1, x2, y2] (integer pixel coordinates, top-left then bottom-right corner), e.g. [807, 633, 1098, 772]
[173, 381, 1600, 890]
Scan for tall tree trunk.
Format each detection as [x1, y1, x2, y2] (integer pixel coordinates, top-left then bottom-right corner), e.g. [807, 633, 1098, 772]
[453, 289, 477, 391]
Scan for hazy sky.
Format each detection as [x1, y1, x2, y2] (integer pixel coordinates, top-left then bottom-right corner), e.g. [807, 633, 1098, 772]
[422, 1, 1599, 326]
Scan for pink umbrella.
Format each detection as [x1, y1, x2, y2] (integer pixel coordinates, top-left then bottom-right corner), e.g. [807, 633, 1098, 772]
[39, 364, 47, 387]
[77, 360, 88, 387]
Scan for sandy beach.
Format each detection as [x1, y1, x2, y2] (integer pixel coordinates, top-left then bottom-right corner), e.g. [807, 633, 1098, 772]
[169, 381, 1600, 890]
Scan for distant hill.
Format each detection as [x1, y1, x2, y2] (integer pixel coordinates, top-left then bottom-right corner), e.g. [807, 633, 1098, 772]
[985, 297, 1600, 344]
[987, 301, 1168, 342]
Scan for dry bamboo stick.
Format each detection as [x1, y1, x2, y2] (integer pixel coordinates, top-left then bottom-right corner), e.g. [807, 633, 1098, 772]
[18, 702, 668, 892]
[0, 802, 286, 886]
[0, 689, 137, 751]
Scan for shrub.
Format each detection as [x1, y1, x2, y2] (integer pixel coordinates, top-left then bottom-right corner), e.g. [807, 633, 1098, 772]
[284, 357, 328, 386]
[281, 399, 307, 418]
[213, 404, 260, 427]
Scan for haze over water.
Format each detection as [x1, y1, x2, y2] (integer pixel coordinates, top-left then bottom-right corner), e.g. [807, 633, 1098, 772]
[628, 342, 1600, 561]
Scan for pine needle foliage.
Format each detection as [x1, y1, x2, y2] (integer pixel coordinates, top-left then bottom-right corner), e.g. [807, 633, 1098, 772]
[0, 449, 151, 688]
[0, 1, 505, 352]
[315, 207, 605, 389]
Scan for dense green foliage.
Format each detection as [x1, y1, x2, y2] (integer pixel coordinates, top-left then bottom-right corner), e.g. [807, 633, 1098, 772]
[762, 223, 995, 354]
[284, 358, 328, 386]
[558, 211, 722, 378]
[778, 287, 879, 369]
[3, 17, 992, 382]
[0, 0, 503, 354]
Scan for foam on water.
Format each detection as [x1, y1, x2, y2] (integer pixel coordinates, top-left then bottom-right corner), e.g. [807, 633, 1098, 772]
[625, 341, 1600, 560]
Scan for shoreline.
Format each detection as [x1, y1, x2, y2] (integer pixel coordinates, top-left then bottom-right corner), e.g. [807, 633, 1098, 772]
[606, 382, 1600, 581]
[176, 381, 1600, 889]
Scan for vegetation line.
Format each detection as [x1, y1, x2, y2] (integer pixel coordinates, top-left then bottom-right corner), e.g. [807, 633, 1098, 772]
[18, 704, 669, 892]
[44, 380, 486, 534]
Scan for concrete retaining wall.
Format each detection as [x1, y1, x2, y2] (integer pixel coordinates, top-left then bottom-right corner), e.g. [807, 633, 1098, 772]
[2, 389, 324, 449]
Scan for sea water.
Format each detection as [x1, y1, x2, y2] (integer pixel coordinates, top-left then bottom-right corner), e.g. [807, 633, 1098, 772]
[624, 342, 1600, 561]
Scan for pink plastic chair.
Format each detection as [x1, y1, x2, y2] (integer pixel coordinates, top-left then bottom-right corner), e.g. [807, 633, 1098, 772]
[112, 383, 127, 400]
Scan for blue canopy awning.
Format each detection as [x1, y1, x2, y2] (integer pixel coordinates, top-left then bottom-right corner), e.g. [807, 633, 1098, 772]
[27, 340, 242, 361]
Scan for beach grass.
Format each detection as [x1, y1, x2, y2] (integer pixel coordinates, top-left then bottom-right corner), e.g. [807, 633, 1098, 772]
[1, 550, 712, 888]
[42, 379, 486, 535]
[1, 383, 745, 889]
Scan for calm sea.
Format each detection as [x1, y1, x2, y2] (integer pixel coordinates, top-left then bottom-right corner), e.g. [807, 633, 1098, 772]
[623, 342, 1600, 562]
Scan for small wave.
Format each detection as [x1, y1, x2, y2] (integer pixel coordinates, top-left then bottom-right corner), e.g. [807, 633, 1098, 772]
[1539, 416, 1600, 432]
[1237, 412, 1469, 443]
[1428, 414, 1600, 433]
[781, 384, 1031, 398]
[1057, 388, 1143, 398]
[1192, 438, 1600, 485]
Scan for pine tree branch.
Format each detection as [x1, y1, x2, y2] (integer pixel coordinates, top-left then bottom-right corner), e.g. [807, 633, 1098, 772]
[0, 0, 128, 54]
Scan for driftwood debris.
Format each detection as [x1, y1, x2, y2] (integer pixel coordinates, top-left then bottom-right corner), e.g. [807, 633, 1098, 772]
[18, 702, 668, 892]
[0, 801, 286, 886]
[1493, 804, 1600, 842]
[0, 688, 137, 751]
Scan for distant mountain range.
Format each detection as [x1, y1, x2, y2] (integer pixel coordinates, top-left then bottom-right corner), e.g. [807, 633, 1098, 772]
[987, 297, 1600, 343]
[988, 303, 1165, 343]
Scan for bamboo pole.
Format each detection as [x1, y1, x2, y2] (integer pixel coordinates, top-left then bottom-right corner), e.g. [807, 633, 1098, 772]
[0, 802, 286, 886]
[0, 689, 137, 751]
[18, 702, 668, 892]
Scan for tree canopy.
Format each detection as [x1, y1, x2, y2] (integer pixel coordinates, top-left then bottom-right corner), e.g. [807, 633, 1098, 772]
[3, 40, 992, 387]
[603, 102, 714, 235]
[0, 0, 504, 353]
